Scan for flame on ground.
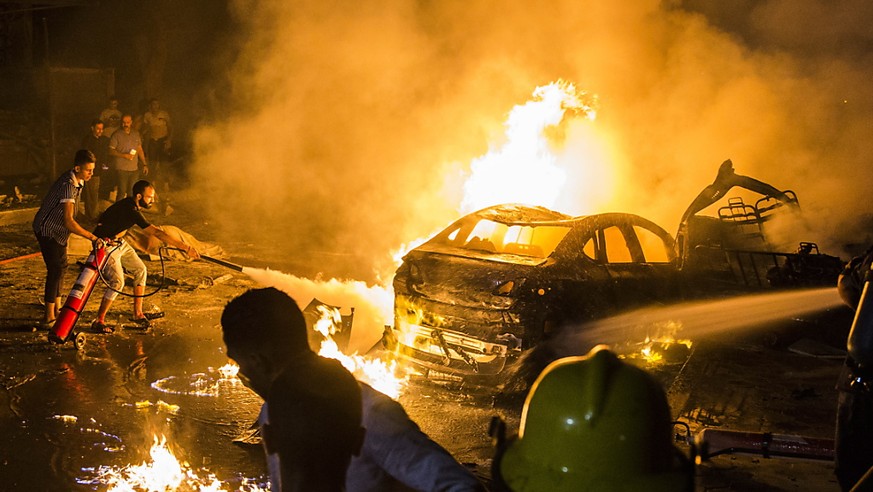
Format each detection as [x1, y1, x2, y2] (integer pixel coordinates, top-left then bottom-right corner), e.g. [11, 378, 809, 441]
[92, 435, 266, 491]
[621, 321, 694, 366]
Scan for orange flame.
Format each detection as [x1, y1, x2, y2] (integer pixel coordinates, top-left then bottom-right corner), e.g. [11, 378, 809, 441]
[394, 80, 603, 267]
[625, 321, 693, 365]
[313, 305, 410, 399]
[460, 80, 598, 213]
[94, 434, 266, 491]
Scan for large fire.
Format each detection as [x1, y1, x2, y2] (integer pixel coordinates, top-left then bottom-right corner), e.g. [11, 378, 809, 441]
[393, 80, 602, 262]
[460, 79, 599, 214]
[94, 80, 609, 491]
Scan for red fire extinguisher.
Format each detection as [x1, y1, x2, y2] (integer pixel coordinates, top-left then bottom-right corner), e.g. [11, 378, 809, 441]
[49, 244, 110, 344]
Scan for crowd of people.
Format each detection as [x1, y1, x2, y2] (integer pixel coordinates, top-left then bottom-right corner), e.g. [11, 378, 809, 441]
[33, 94, 197, 333]
[81, 95, 175, 220]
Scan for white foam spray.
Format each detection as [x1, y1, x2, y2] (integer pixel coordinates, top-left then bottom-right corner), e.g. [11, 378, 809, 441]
[240, 267, 393, 354]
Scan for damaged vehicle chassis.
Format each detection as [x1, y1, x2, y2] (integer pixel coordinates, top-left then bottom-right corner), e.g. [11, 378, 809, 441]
[387, 205, 679, 384]
[387, 164, 844, 386]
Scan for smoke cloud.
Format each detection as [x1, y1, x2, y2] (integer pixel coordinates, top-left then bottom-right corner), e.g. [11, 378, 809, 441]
[189, 0, 873, 283]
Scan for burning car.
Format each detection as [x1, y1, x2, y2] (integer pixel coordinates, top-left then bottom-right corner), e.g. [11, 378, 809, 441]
[388, 203, 680, 382]
[387, 162, 844, 384]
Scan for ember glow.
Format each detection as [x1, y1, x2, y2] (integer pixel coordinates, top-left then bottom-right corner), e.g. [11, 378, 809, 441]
[619, 321, 693, 366]
[314, 304, 410, 399]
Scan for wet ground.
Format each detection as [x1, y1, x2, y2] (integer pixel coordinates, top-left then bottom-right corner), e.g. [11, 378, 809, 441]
[0, 196, 855, 491]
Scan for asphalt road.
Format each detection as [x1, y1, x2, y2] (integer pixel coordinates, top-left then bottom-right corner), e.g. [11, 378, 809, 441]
[0, 201, 854, 491]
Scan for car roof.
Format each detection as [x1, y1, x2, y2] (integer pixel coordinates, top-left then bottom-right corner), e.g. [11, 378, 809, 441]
[466, 204, 671, 234]
[471, 203, 577, 224]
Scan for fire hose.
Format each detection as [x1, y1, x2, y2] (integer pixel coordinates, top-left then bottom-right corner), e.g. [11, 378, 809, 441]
[687, 428, 834, 462]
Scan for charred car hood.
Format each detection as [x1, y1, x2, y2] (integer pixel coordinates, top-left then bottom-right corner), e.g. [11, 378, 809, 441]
[398, 248, 546, 309]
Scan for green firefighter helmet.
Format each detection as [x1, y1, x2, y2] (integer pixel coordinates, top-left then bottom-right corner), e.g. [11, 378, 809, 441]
[497, 346, 693, 492]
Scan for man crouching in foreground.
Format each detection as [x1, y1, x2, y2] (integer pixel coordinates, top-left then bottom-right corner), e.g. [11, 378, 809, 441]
[220, 287, 486, 492]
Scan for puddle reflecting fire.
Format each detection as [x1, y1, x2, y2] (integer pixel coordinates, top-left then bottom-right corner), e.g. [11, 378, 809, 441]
[150, 364, 242, 397]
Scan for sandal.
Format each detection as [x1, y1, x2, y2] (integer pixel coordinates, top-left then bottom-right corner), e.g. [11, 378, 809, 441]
[129, 317, 151, 329]
[91, 320, 115, 334]
[143, 311, 164, 321]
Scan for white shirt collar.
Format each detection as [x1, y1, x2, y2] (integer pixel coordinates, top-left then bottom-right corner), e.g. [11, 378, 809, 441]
[70, 170, 83, 189]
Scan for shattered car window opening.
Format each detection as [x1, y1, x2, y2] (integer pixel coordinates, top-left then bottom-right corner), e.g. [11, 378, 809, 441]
[436, 218, 571, 258]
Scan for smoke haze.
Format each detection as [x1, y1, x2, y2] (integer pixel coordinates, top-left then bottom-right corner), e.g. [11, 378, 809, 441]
[241, 267, 393, 353]
[190, 0, 873, 282]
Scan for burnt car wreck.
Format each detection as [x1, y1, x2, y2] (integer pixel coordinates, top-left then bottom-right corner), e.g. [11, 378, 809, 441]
[387, 160, 844, 383]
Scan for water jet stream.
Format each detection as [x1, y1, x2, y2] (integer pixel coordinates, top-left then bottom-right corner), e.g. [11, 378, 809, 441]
[556, 287, 847, 354]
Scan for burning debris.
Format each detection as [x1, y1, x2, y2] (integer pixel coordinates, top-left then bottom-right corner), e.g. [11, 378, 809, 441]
[306, 301, 410, 399]
[88, 435, 267, 492]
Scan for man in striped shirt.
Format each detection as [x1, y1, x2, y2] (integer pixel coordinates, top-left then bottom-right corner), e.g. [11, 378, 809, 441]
[32, 150, 102, 327]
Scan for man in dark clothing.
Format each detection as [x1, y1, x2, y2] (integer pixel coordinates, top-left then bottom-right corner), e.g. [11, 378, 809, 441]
[32, 149, 102, 327]
[265, 356, 365, 491]
[89, 180, 199, 333]
[221, 287, 485, 492]
[835, 247, 873, 491]
[81, 119, 111, 219]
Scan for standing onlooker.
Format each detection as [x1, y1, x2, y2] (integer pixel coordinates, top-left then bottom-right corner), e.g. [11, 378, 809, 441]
[80, 119, 110, 220]
[32, 150, 102, 327]
[99, 96, 122, 138]
[141, 98, 173, 212]
[109, 114, 148, 199]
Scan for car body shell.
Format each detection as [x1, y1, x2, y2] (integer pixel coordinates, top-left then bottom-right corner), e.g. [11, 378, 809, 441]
[390, 203, 679, 381]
